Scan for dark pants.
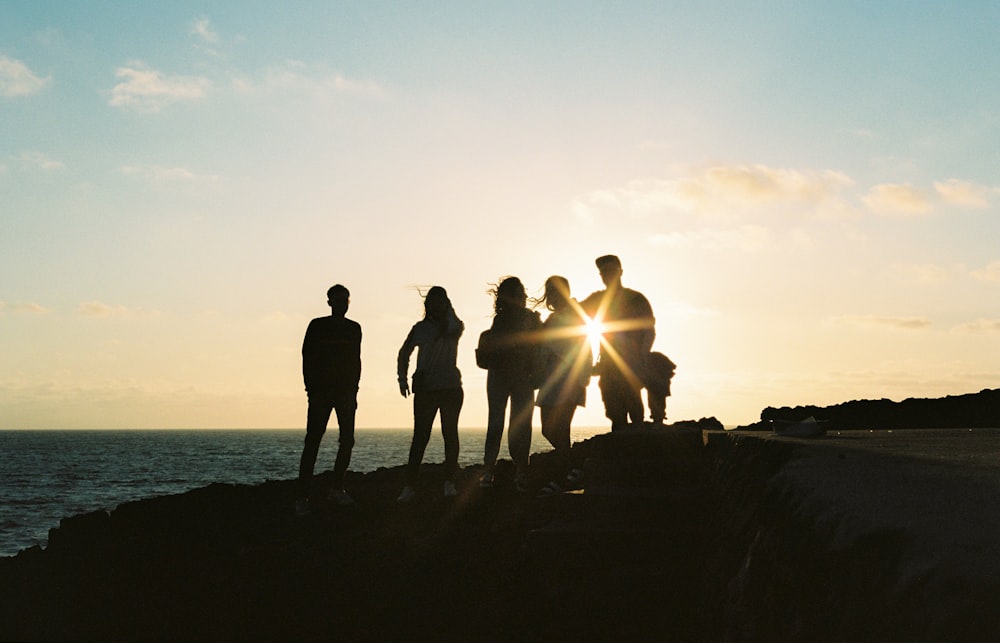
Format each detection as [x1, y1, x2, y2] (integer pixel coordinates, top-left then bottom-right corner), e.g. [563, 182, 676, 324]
[298, 390, 357, 497]
[406, 387, 463, 484]
[599, 369, 644, 431]
[540, 402, 576, 479]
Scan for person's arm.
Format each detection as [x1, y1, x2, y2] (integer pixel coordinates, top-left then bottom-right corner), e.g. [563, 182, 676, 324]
[350, 324, 362, 390]
[301, 320, 317, 392]
[445, 304, 464, 338]
[397, 326, 417, 397]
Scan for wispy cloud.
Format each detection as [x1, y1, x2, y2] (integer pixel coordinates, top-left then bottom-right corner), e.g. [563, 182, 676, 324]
[573, 164, 855, 222]
[934, 179, 992, 209]
[190, 17, 219, 45]
[831, 314, 933, 330]
[890, 262, 960, 285]
[863, 179, 993, 216]
[0, 56, 50, 97]
[109, 63, 211, 112]
[18, 151, 64, 170]
[232, 61, 385, 98]
[119, 164, 218, 183]
[0, 301, 52, 315]
[77, 301, 159, 319]
[952, 319, 1000, 334]
[969, 261, 1000, 283]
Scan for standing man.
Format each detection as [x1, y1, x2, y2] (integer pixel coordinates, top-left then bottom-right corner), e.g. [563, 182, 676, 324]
[580, 255, 655, 431]
[296, 284, 362, 516]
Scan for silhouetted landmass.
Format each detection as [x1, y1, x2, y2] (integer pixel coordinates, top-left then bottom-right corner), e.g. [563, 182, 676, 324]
[4, 401, 1000, 641]
[739, 388, 1000, 430]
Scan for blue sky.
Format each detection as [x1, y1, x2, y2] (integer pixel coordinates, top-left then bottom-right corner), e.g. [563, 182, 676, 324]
[2, 2, 998, 428]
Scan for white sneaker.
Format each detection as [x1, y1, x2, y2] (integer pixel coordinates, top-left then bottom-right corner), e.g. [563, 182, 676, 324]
[397, 485, 416, 503]
[294, 498, 310, 517]
[443, 480, 457, 497]
[329, 488, 355, 506]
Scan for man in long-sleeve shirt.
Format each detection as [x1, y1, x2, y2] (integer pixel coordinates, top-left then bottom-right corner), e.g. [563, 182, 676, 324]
[580, 255, 655, 431]
[297, 284, 361, 516]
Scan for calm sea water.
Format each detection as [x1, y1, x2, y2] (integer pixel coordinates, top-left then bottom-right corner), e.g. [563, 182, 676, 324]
[0, 427, 604, 557]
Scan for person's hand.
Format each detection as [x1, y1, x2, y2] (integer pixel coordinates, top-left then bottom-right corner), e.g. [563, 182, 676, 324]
[399, 381, 410, 398]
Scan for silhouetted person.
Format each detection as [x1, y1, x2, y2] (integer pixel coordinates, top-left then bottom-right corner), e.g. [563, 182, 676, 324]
[396, 286, 465, 502]
[296, 284, 361, 516]
[645, 351, 676, 424]
[475, 276, 542, 491]
[536, 276, 592, 495]
[580, 255, 655, 431]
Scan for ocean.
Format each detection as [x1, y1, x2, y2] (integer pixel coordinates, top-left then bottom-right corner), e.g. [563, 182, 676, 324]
[0, 427, 605, 557]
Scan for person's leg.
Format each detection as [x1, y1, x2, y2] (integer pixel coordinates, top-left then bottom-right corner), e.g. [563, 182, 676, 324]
[625, 383, 645, 427]
[600, 372, 629, 431]
[406, 390, 438, 485]
[330, 391, 357, 490]
[648, 387, 666, 424]
[439, 388, 463, 482]
[298, 396, 333, 498]
[484, 371, 509, 470]
[541, 403, 574, 479]
[507, 382, 535, 470]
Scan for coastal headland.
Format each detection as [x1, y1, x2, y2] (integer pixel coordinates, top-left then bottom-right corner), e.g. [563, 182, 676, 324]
[3, 390, 1000, 640]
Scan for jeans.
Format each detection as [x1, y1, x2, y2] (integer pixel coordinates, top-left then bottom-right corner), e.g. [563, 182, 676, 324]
[406, 387, 463, 484]
[484, 370, 535, 469]
[298, 390, 356, 497]
[599, 369, 644, 431]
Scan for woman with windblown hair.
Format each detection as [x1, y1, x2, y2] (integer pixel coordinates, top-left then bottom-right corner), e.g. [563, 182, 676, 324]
[396, 286, 464, 502]
[535, 276, 592, 495]
[476, 276, 542, 492]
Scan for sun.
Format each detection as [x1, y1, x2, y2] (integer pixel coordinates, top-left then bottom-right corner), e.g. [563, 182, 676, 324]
[584, 316, 605, 356]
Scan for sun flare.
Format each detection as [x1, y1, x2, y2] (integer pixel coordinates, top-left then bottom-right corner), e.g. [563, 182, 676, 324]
[585, 316, 605, 355]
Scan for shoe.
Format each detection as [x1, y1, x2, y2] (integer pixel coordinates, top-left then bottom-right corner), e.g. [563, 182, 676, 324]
[294, 498, 310, 518]
[329, 488, 355, 506]
[397, 485, 416, 503]
[443, 480, 458, 497]
[514, 472, 530, 493]
[565, 468, 585, 488]
[479, 472, 495, 488]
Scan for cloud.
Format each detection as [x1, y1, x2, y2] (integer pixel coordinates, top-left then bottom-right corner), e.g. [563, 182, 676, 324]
[969, 261, 1000, 283]
[18, 151, 64, 170]
[77, 301, 158, 319]
[934, 179, 992, 209]
[863, 179, 993, 216]
[190, 17, 219, 45]
[0, 301, 52, 315]
[861, 183, 933, 216]
[119, 164, 217, 182]
[574, 164, 855, 222]
[890, 262, 959, 285]
[952, 319, 1000, 334]
[0, 56, 50, 97]
[831, 314, 933, 330]
[232, 61, 385, 98]
[109, 63, 211, 112]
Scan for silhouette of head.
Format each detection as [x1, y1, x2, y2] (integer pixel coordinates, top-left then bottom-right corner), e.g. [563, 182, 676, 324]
[542, 276, 571, 312]
[327, 284, 350, 317]
[493, 277, 526, 315]
[595, 254, 623, 288]
[423, 286, 449, 320]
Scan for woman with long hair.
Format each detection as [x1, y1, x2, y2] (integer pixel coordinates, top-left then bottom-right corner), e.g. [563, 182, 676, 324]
[475, 276, 542, 492]
[535, 276, 592, 494]
[396, 286, 464, 502]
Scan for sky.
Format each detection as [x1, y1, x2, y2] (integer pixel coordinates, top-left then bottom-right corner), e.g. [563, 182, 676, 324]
[2, 1, 998, 429]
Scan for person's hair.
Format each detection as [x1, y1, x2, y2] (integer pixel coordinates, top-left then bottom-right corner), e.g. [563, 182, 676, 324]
[422, 285, 448, 320]
[327, 284, 350, 299]
[539, 275, 570, 312]
[595, 254, 622, 270]
[488, 276, 526, 316]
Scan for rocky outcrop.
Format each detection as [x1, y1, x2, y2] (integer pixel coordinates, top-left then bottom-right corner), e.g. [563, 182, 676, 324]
[740, 388, 1000, 431]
